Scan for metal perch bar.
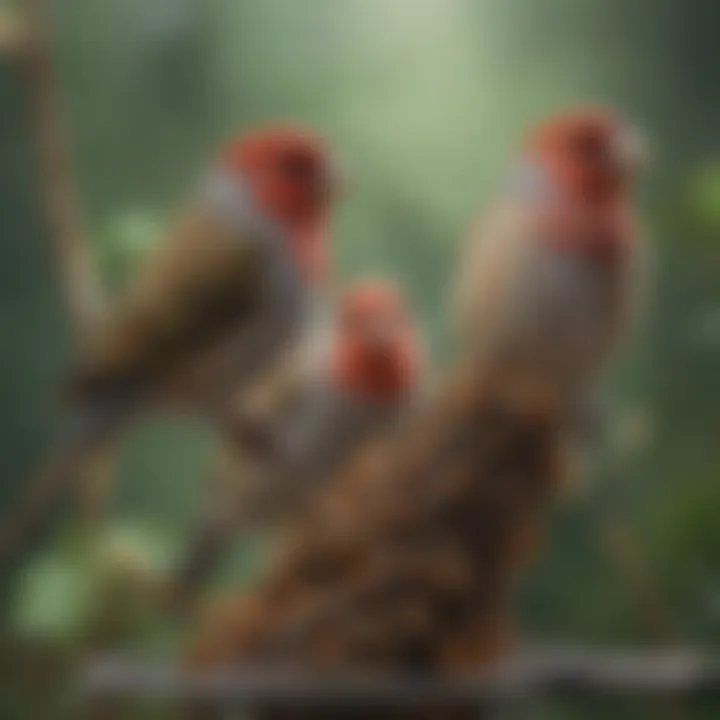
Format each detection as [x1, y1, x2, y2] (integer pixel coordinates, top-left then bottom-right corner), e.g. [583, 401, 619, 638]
[81, 647, 720, 706]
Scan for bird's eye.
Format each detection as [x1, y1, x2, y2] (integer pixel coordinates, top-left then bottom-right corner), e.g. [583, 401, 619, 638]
[277, 152, 316, 182]
[569, 131, 606, 159]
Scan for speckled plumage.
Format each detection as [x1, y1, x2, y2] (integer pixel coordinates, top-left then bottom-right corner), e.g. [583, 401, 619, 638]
[184, 367, 564, 719]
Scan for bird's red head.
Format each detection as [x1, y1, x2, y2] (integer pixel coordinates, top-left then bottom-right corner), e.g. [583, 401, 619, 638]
[525, 108, 645, 204]
[330, 279, 421, 403]
[221, 125, 344, 282]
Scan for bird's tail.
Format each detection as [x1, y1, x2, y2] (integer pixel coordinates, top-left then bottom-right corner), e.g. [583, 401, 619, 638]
[0, 394, 133, 567]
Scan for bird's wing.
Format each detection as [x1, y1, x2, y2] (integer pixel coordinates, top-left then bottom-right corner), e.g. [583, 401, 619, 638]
[453, 196, 537, 352]
[72, 204, 265, 402]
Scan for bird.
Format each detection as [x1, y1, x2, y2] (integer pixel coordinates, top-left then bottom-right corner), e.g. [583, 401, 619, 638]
[0, 124, 344, 563]
[183, 365, 563, 720]
[454, 107, 648, 423]
[169, 278, 424, 603]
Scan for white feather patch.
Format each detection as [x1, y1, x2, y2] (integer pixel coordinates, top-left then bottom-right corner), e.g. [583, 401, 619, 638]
[507, 161, 554, 204]
[202, 170, 279, 239]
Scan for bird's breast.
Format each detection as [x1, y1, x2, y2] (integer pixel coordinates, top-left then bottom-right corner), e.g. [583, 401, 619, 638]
[502, 244, 624, 390]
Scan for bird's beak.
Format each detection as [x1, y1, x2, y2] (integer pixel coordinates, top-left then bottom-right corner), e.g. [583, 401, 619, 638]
[614, 124, 648, 175]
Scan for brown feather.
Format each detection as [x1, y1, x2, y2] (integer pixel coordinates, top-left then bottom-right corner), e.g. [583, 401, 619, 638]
[71, 203, 265, 407]
[169, 354, 415, 604]
[184, 366, 565, 719]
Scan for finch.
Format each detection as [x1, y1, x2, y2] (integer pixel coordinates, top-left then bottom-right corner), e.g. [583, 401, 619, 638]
[183, 368, 562, 720]
[454, 108, 647, 411]
[0, 125, 344, 562]
[170, 278, 423, 600]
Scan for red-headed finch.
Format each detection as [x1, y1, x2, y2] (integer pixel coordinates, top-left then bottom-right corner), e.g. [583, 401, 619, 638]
[171, 278, 424, 600]
[1, 125, 344, 562]
[455, 108, 648, 411]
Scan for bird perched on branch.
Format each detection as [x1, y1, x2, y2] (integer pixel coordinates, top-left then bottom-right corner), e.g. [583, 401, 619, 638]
[184, 367, 563, 720]
[455, 108, 648, 424]
[170, 278, 424, 603]
[0, 125, 344, 563]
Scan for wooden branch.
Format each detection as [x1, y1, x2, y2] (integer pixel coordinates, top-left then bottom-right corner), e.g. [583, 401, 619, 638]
[20, 0, 105, 336]
[81, 647, 720, 705]
[10, 0, 111, 541]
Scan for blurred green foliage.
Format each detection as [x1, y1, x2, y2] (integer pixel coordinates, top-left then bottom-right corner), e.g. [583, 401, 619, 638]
[1, 0, 720, 717]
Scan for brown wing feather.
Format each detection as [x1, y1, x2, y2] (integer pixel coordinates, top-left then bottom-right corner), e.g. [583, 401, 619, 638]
[72, 204, 264, 403]
[453, 197, 536, 352]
